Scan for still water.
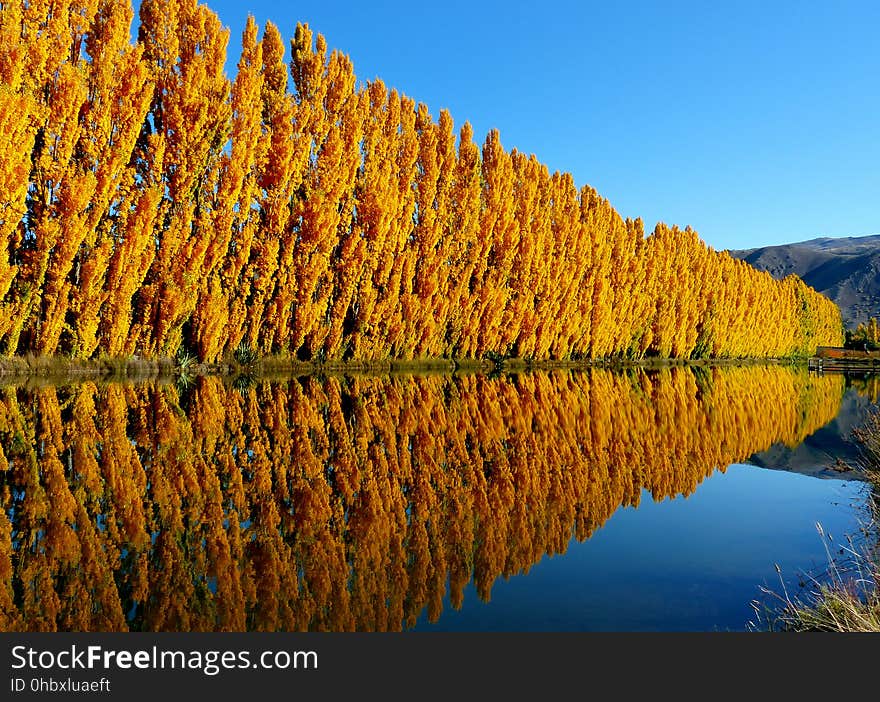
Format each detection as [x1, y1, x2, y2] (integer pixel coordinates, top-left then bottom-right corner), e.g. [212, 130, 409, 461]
[0, 366, 874, 632]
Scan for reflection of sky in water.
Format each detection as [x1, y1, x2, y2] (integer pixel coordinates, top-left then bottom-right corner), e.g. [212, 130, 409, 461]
[416, 464, 869, 631]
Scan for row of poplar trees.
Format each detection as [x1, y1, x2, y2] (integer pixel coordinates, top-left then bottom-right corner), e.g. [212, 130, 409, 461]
[0, 0, 844, 363]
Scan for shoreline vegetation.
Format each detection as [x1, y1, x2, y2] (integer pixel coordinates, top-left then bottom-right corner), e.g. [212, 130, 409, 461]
[0, 353, 819, 385]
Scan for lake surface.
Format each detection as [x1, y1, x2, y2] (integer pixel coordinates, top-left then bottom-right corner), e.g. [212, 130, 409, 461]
[0, 366, 874, 632]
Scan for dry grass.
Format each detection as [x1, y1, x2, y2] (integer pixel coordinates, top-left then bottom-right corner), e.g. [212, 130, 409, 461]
[752, 521, 879, 632]
[773, 584, 880, 632]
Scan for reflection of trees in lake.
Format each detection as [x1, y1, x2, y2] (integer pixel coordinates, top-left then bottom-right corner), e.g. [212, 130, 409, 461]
[0, 367, 844, 631]
[849, 375, 880, 403]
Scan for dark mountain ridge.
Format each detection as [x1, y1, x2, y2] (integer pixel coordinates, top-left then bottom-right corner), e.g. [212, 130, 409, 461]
[730, 234, 880, 327]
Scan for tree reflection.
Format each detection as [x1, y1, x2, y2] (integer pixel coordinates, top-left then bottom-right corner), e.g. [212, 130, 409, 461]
[0, 367, 845, 631]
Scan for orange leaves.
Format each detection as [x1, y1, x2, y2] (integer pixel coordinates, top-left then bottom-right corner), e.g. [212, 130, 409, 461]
[0, 89, 39, 324]
[0, 0, 843, 361]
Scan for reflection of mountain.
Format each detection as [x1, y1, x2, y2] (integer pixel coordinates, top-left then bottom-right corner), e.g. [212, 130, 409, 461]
[746, 380, 879, 479]
[0, 367, 845, 632]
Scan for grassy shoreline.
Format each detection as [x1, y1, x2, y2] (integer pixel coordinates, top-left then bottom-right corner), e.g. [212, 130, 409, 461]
[0, 353, 809, 385]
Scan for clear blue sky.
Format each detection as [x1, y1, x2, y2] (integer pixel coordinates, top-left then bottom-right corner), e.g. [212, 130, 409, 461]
[172, 0, 878, 251]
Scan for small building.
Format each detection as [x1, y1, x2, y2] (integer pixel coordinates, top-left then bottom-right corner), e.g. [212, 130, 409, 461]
[816, 346, 880, 360]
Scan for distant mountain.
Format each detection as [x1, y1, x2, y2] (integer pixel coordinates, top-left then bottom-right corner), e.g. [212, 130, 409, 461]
[729, 234, 880, 327]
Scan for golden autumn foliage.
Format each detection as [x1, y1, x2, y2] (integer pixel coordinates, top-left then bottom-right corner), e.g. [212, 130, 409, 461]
[0, 367, 845, 631]
[0, 0, 843, 362]
[850, 318, 880, 348]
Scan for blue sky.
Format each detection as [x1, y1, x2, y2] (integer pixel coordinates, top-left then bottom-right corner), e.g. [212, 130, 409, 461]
[172, 0, 877, 251]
